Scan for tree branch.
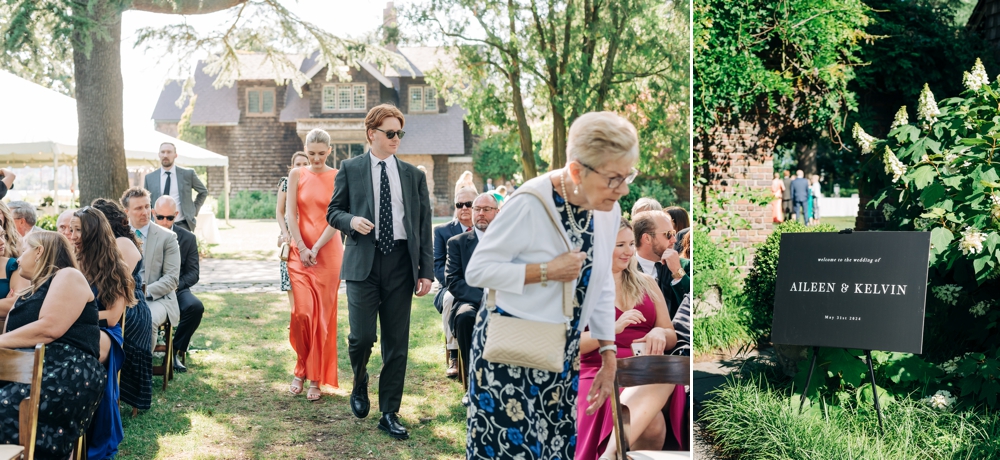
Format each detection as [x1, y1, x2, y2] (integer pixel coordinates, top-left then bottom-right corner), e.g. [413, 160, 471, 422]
[129, 0, 247, 15]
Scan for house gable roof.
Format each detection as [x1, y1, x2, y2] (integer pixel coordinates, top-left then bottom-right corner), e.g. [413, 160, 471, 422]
[398, 105, 467, 155]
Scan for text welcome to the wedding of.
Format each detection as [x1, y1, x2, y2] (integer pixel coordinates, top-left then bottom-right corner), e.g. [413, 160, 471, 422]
[771, 232, 930, 354]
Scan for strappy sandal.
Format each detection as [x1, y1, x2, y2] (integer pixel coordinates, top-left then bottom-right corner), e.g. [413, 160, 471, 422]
[289, 376, 304, 395]
[307, 384, 322, 402]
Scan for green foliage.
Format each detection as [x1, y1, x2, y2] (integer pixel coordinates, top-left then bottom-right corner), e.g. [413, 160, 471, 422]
[743, 221, 837, 341]
[177, 94, 206, 148]
[216, 191, 276, 220]
[473, 133, 547, 181]
[703, 376, 999, 460]
[693, 300, 753, 356]
[692, 228, 740, 301]
[618, 177, 681, 219]
[36, 214, 57, 231]
[694, 0, 871, 133]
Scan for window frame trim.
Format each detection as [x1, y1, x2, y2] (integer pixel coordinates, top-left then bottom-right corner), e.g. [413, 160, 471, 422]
[245, 86, 277, 117]
[321, 83, 368, 113]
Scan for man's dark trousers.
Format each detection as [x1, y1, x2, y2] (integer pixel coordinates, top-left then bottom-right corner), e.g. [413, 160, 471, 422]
[174, 289, 204, 352]
[793, 200, 807, 224]
[346, 240, 414, 414]
[450, 302, 478, 379]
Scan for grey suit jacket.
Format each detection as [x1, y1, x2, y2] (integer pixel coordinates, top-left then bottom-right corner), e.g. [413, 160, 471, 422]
[326, 154, 433, 284]
[143, 223, 181, 326]
[144, 166, 208, 230]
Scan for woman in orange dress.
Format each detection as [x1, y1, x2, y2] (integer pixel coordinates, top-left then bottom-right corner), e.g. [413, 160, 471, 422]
[771, 172, 785, 223]
[285, 128, 344, 401]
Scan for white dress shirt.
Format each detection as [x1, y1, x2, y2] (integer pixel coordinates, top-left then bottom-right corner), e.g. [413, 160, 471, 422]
[637, 255, 658, 277]
[474, 227, 485, 241]
[160, 166, 185, 222]
[369, 152, 407, 240]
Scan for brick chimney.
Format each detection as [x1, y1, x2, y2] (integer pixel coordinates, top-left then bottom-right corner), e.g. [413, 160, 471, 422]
[383, 2, 398, 52]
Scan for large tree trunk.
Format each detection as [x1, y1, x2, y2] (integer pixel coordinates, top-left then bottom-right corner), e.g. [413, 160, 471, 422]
[796, 141, 819, 176]
[508, 65, 537, 179]
[551, 109, 567, 169]
[73, 1, 128, 205]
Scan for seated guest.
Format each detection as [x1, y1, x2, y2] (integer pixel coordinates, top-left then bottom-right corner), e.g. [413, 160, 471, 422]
[91, 198, 154, 412]
[9, 201, 41, 236]
[432, 186, 476, 378]
[57, 209, 75, 239]
[631, 196, 662, 217]
[0, 203, 24, 317]
[122, 187, 180, 349]
[632, 211, 690, 318]
[0, 231, 106, 459]
[444, 192, 499, 383]
[152, 196, 204, 372]
[68, 207, 137, 460]
[577, 217, 678, 460]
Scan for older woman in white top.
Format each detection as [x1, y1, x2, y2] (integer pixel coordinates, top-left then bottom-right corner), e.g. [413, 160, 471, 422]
[465, 112, 639, 459]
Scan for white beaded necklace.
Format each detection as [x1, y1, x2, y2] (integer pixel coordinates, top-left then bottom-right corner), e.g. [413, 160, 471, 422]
[560, 171, 592, 240]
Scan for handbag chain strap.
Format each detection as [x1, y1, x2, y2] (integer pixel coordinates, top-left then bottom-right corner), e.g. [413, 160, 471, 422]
[485, 187, 575, 321]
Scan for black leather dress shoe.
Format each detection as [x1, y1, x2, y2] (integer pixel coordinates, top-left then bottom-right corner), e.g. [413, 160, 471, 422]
[378, 412, 409, 440]
[173, 354, 187, 373]
[350, 373, 370, 419]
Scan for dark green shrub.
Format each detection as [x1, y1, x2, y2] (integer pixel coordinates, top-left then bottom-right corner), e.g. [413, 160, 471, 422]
[216, 190, 277, 220]
[36, 214, 57, 231]
[619, 177, 682, 218]
[692, 227, 740, 300]
[743, 221, 837, 341]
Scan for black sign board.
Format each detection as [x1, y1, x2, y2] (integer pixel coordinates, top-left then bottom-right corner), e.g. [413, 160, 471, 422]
[771, 231, 930, 354]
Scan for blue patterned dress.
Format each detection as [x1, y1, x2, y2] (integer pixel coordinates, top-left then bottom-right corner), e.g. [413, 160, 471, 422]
[279, 177, 291, 291]
[466, 189, 594, 459]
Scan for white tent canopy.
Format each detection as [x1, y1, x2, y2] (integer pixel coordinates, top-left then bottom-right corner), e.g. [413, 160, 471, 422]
[0, 70, 230, 219]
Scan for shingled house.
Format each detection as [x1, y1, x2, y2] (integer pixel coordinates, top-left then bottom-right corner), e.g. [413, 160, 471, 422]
[151, 46, 476, 217]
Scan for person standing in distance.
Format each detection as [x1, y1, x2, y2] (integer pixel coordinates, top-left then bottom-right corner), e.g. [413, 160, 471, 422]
[326, 104, 433, 440]
[144, 142, 208, 232]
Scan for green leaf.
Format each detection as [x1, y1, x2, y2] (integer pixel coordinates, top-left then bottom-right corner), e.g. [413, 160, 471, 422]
[911, 165, 936, 189]
[943, 176, 963, 188]
[931, 227, 954, 251]
[920, 182, 945, 207]
[986, 232, 1000, 253]
[921, 207, 946, 219]
[960, 138, 989, 145]
[975, 255, 988, 274]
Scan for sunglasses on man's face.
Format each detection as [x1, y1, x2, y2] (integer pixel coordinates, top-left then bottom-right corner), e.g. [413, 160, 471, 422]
[455, 201, 473, 209]
[154, 214, 175, 221]
[374, 128, 406, 140]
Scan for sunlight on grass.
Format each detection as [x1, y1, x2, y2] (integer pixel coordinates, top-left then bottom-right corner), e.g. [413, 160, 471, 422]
[118, 292, 466, 459]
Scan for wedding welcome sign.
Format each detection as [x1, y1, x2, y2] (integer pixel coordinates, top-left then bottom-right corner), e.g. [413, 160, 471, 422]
[771, 231, 930, 354]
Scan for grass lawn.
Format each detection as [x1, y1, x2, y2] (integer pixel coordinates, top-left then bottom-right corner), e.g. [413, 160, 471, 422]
[118, 292, 466, 459]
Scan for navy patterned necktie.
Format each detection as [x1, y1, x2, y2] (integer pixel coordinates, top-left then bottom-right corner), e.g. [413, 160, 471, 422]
[378, 161, 394, 255]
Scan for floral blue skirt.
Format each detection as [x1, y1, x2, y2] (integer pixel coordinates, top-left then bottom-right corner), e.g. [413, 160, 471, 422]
[466, 306, 583, 459]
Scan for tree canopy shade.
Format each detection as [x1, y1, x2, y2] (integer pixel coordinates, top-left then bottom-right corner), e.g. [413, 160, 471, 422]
[693, 0, 871, 189]
[407, 0, 689, 182]
[1, 0, 406, 204]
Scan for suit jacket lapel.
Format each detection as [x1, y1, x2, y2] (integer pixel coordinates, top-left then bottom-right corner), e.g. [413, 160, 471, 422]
[361, 154, 374, 220]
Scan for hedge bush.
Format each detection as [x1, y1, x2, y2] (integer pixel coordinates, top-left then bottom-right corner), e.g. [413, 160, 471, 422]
[743, 220, 837, 341]
[216, 190, 277, 220]
[37, 214, 57, 231]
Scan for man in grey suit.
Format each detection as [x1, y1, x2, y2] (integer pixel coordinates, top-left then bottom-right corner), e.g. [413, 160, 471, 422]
[122, 187, 181, 348]
[144, 142, 208, 232]
[327, 104, 433, 440]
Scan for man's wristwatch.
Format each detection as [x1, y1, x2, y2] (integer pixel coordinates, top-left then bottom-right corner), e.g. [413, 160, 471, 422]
[672, 267, 686, 280]
[540, 263, 548, 287]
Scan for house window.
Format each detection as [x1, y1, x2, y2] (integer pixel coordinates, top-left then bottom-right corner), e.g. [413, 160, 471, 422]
[246, 87, 275, 116]
[409, 86, 438, 113]
[322, 84, 367, 112]
[327, 143, 366, 168]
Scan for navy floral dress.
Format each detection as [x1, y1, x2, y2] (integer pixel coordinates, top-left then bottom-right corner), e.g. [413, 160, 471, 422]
[466, 189, 594, 459]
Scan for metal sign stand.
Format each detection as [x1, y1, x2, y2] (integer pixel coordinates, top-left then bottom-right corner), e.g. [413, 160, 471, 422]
[797, 346, 886, 436]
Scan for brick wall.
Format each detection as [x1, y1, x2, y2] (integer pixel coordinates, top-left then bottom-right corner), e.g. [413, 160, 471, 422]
[205, 80, 304, 194]
[698, 121, 777, 266]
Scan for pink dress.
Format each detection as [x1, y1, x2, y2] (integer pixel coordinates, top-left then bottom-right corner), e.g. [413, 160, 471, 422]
[575, 294, 658, 460]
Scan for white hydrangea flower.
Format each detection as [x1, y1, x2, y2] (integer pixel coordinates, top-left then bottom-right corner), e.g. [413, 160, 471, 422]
[964, 58, 990, 92]
[971, 300, 991, 317]
[939, 358, 959, 374]
[932, 284, 962, 306]
[991, 193, 1000, 220]
[852, 123, 878, 154]
[923, 390, 956, 410]
[918, 83, 941, 127]
[890, 106, 909, 130]
[882, 203, 896, 220]
[883, 146, 906, 183]
[960, 227, 987, 255]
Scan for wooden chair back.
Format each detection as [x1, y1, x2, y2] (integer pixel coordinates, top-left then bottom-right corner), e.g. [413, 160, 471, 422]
[611, 355, 690, 459]
[0, 317, 5, 335]
[0, 344, 45, 460]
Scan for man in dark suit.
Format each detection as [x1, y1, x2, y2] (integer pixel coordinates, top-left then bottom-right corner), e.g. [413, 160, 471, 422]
[326, 104, 433, 440]
[445, 193, 499, 383]
[144, 142, 208, 232]
[153, 196, 204, 373]
[790, 169, 810, 224]
[632, 211, 690, 318]
[432, 187, 476, 378]
[483, 178, 495, 192]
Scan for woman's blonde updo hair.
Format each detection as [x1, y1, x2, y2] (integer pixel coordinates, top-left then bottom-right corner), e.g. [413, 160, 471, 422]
[305, 129, 331, 147]
[567, 111, 639, 168]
